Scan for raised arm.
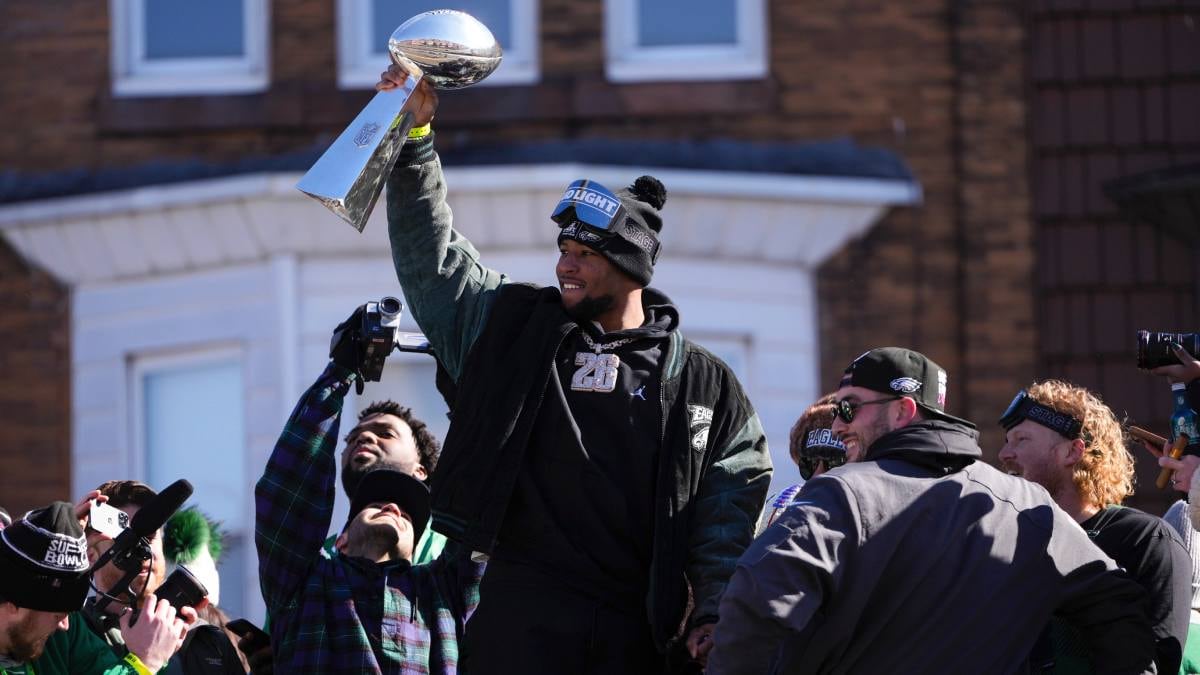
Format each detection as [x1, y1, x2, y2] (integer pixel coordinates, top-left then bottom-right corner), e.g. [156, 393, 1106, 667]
[381, 68, 506, 382]
[254, 361, 352, 612]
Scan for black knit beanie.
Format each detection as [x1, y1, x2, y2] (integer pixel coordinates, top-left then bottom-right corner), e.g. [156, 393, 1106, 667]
[558, 175, 667, 287]
[0, 502, 91, 612]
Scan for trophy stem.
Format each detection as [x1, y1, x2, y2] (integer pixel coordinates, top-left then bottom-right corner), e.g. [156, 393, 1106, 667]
[296, 75, 422, 231]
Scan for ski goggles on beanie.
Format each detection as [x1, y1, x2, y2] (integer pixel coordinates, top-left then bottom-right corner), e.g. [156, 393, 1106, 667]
[796, 428, 848, 480]
[999, 390, 1083, 439]
[552, 180, 661, 260]
[552, 179, 626, 240]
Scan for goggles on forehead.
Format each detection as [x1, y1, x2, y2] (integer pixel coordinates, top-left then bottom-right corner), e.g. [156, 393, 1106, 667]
[552, 179, 626, 238]
[999, 390, 1083, 439]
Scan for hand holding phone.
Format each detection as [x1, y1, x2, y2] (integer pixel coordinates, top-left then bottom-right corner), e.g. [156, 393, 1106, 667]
[89, 500, 130, 538]
[1127, 425, 1168, 449]
[228, 618, 271, 653]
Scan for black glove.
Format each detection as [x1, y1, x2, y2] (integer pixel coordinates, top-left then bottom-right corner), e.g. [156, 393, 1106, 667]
[330, 305, 367, 394]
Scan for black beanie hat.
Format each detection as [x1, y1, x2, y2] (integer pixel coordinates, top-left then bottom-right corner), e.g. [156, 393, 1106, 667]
[558, 175, 667, 287]
[345, 469, 431, 548]
[0, 502, 91, 612]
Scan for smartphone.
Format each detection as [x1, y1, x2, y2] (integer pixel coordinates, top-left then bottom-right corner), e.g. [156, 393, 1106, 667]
[227, 618, 271, 653]
[155, 565, 208, 612]
[88, 500, 129, 538]
[1127, 425, 1169, 450]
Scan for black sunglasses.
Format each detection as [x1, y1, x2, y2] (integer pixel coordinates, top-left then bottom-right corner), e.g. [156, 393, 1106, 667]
[833, 396, 900, 424]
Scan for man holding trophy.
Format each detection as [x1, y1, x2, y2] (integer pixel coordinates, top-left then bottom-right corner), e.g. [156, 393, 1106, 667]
[374, 60, 771, 674]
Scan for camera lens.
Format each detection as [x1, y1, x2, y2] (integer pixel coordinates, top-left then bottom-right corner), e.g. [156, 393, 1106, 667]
[379, 296, 402, 319]
[1137, 330, 1200, 369]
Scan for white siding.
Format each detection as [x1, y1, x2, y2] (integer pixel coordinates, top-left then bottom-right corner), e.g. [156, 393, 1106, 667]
[0, 165, 920, 621]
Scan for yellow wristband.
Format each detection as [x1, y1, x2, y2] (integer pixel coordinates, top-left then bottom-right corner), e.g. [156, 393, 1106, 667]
[124, 652, 154, 675]
[407, 123, 432, 139]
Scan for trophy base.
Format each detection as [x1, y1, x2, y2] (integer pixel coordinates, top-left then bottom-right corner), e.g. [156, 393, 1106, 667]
[296, 77, 421, 232]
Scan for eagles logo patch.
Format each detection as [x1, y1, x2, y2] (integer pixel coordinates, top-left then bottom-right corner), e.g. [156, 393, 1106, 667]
[688, 404, 714, 452]
[889, 377, 922, 394]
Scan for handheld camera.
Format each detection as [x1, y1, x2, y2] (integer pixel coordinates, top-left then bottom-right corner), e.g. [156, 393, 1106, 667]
[1137, 330, 1200, 370]
[358, 297, 430, 382]
[154, 565, 208, 613]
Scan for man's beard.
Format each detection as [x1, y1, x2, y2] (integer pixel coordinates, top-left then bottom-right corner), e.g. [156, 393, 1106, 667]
[4, 614, 52, 663]
[341, 461, 372, 497]
[564, 294, 616, 324]
[342, 458, 406, 498]
[348, 520, 407, 561]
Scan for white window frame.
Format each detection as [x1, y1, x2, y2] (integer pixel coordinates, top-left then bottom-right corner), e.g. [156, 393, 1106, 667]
[604, 0, 767, 83]
[336, 0, 539, 89]
[110, 0, 269, 97]
[128, 345, 244, 488]
[129, 345, 251, 616]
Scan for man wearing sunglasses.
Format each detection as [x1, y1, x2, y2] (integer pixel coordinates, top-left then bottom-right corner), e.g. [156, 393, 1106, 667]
[708, 347, 1154, 675]
[999, 381, 1191, 674]
[376, 67, 771, 673]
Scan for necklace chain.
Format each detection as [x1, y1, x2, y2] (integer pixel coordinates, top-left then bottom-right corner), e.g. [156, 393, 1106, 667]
[579, 331, 637, 354]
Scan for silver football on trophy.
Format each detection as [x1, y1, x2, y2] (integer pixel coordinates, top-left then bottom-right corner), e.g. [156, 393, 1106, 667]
[389, 10, 503, 90]
[295, 9, 503, 231]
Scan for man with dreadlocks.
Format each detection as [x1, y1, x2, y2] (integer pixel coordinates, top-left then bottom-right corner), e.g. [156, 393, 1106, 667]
[998, 379, 1192, 673]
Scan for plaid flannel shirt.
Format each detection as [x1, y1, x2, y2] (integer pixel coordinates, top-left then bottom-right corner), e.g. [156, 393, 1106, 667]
[255, 362, 482, 674]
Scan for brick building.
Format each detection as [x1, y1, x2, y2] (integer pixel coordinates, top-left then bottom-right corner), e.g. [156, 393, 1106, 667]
[0, 0, 1196, 620]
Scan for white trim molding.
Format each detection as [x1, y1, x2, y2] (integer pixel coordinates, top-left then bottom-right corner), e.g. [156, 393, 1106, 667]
[0, 162, 923, 573]
[110, 0, 270, 97]
[604, 0, 767, 83]
[336, 0, 539, 89]
[0, 166, 918, 284]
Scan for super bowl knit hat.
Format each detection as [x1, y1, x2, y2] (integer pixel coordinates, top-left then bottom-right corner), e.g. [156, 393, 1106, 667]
[839, 347, 976, 429]
[0, 502, 91, 612]
[557, 175, 667, 287]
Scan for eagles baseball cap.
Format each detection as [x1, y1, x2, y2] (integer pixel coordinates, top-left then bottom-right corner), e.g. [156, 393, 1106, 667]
[0, 502, 92, 612]
[346, 469, 430, 546]
[839, 347, 976, 429]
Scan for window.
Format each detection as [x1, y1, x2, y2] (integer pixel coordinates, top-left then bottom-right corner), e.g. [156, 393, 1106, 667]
[337, 0, 538, 88]
[604, 0, 767, 82]
[687, 334, 751, 385]
[110, 0, 269, 96]
[133, 350, 249, 618]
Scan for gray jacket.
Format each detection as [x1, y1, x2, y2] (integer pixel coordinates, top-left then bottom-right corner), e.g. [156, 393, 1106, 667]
[708, 420, 1155, 675]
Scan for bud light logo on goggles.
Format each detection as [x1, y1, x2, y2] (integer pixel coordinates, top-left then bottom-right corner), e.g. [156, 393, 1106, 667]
[551, 179, 626, 237]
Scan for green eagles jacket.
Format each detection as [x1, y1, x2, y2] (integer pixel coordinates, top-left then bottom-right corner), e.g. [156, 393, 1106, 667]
[384, 137, 773, 649]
